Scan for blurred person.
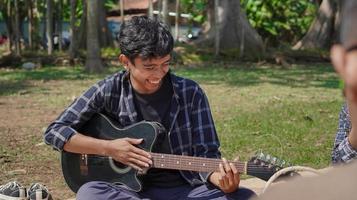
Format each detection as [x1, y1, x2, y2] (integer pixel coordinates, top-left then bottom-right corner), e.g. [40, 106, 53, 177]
[331, 0, 357, 164]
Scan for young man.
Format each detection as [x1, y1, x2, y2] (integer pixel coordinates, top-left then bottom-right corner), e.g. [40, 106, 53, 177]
[44, 16, 255, 200]
[331, 0, 357, 164]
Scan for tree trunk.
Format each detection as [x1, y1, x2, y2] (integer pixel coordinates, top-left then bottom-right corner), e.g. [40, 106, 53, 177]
[26, 0, 34, 49]
[98, 0, 113, 48]
[197, 0, 264, 58]
[69, 0, 78, 61]
[46, 0, 53, 55]
[85, 0, 104, 73]
[120, 0, 124, 23]
[162, 0, 169, 25]
[58, 0, 63, 51]
[174, 0, 179, 41]
[78, 0, 87, 49]
[293, 0, 339, 50]
[157, 0, 162, 20]
[14, 0, 21, 56]
[214, 0, 219, 57]
[69, 0, 87, 60]
[148, 0, 153, 18]
[3, 0, 13, 52]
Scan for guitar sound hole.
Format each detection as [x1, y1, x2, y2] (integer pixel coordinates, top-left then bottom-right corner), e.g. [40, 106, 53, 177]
[112, 161, 128, 169]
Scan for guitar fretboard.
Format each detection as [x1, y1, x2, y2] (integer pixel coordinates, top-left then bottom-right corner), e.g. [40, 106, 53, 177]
[151, 153, 247, 174]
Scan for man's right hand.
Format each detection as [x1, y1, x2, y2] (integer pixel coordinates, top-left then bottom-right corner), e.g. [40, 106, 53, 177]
[105, 137, 152, 171]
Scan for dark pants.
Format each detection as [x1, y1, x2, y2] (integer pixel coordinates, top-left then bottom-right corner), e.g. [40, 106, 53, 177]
[76, 181, 256, 200]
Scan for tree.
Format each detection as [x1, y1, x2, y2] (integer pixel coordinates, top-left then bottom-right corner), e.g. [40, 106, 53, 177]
[46, 0, 54, 55]
[85, 0, 104, 73]
[120, 0, 124, 23]
[162, 0, 169, 25]
[69, 0, 87, 62]
[293, 0, 341, 50]
[148, 0, 153, 18]
[14, 0, 21, 56]
[57, 0, 63, 51]
[174, 0, 180, 41]
[26, 0, 34, 49]
[98, 0, 113, 48]
[198, 0, 264, 58]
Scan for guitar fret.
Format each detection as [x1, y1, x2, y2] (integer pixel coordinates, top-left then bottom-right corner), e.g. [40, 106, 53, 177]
[151, 153, 246, 173]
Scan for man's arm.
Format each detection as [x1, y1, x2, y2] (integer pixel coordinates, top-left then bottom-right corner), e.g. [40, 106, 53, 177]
[332, 104, 357, 163]
[190, 86, 240, 193]
[64, 133, 152, 170]
[44, 80, 152, 170]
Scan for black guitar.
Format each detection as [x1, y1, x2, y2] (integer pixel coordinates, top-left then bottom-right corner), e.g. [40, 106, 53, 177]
[61, 113, 286, 192]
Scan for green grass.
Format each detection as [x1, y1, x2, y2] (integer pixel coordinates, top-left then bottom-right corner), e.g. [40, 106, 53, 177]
[0, 63, 343, 169]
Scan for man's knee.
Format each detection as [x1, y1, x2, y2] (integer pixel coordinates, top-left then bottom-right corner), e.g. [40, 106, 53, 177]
[76, 181, 109, 200]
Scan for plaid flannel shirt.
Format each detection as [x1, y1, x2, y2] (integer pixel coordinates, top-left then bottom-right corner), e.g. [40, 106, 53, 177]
[44, 70, 221, 185]
[332, 104, 357, 163]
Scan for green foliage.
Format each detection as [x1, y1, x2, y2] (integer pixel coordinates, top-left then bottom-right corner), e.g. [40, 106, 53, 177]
[101, 47, 120, 58]
[180, 0, 207, 24]
[241, 0, 317, 46]
[105, 0, 118, 11]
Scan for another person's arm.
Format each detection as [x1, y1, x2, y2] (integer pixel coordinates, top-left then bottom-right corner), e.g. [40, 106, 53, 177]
[332, 104, 357, 163]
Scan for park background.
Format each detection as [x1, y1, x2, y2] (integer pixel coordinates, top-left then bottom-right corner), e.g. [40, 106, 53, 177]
[0, 0, 344, 199]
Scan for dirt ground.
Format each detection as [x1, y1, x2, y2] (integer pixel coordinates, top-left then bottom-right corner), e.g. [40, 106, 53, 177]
[0, 81, 77, 199]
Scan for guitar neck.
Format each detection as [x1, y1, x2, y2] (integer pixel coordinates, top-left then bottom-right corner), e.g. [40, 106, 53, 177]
[151, 153, 247, 174]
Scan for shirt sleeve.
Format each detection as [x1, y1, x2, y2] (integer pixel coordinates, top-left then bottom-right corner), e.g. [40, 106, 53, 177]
[43, 81, 106, 151]
[190, 86, 221, 182]
[332, 104, 357, 164]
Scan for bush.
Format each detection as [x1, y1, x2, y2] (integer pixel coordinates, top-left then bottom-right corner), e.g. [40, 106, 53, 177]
[242, 0, 317, 47]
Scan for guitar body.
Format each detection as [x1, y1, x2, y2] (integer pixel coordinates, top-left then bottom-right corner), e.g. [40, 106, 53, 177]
[61, 113, 165, 192]
[61, 113, 287, 193]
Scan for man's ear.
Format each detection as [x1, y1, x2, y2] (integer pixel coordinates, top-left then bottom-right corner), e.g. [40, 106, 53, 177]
[119, 54, 129, 70]
[331, 45, 346, 78]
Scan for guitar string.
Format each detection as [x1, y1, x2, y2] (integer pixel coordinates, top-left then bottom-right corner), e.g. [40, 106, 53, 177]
[87, 155, 284, 172]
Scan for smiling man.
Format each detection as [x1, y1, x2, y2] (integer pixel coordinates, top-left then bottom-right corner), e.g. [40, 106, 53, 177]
[44, 16, 255, 200]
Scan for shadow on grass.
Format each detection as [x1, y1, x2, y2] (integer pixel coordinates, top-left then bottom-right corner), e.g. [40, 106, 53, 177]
[0, 66, 119, 96]
[175, 63, 339, 89]
[0, 64, 340, 96]
[0, 80, 30, 96]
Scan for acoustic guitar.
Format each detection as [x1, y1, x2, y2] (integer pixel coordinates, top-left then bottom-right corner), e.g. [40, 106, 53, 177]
[61, 113, 286, 192]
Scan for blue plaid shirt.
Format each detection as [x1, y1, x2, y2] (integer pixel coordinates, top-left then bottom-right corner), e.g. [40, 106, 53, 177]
[332, 104, 357, 163]
[44, 70, 221, 185]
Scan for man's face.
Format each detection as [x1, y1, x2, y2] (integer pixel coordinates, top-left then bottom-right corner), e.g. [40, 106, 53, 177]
[123, 54, 171, 94]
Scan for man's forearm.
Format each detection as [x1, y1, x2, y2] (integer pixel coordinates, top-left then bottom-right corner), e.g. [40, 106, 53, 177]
[63, 133, 109, 156]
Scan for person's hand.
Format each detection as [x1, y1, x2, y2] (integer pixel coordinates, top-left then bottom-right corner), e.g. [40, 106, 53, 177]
[105, 137, 152, 171]
[209, 158, 240, 193]
[331, 45, 357, 148]
[331, 45, 357, 101]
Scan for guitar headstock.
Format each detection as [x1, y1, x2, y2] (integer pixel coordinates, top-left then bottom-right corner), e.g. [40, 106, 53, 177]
[246, 152, 290, 181]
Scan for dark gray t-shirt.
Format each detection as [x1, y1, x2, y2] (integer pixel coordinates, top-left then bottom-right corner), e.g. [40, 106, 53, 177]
[133, 75, 187, 188]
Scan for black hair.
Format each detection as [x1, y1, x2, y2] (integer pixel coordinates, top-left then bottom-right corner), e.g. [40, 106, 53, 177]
[117, 16, 174, 63]
[340, 0, 357, 50]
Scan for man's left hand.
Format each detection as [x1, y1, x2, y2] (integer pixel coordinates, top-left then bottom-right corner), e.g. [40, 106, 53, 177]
[208, 157, 240, 193]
